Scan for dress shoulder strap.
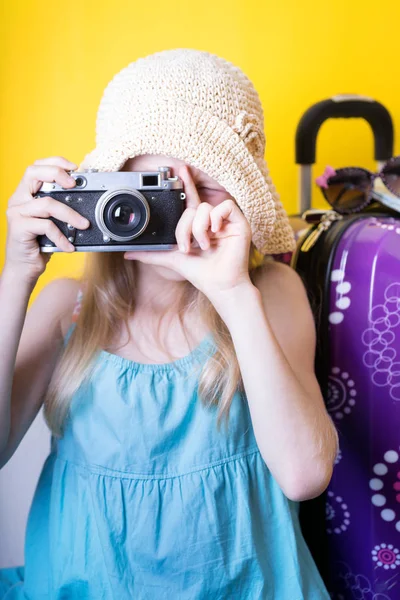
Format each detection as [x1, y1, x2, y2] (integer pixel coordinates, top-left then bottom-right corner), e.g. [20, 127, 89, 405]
[71, 280, 88, 323]
[64, 283, 85, 346]
[71, 286, 84, 323]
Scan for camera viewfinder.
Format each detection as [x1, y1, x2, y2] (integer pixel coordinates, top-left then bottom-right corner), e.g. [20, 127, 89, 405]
[142, 175, 159, 186]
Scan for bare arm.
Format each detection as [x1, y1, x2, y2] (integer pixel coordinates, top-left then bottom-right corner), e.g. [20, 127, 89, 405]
[211, 261, 339, 502]
[0, 273, 80, 468]
[0, 155, 89, 468]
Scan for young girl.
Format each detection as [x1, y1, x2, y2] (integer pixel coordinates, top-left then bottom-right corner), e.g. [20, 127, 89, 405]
[0, 48, 338, 599]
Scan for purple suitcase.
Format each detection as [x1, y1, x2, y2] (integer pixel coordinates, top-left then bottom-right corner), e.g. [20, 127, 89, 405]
[291, 97, 400, 599]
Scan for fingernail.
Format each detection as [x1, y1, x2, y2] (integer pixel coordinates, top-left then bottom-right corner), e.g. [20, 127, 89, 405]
[180, 244, 187, 253]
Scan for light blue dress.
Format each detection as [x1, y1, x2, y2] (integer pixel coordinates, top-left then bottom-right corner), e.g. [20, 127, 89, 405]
[0, 320, 330, 599]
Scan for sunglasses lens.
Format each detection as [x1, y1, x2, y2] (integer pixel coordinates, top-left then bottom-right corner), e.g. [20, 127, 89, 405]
[382, 158, 400, 196]
[324, 169, 371, 213]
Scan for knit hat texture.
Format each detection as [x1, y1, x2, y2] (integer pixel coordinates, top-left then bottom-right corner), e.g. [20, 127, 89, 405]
[79, 48, 295, 255]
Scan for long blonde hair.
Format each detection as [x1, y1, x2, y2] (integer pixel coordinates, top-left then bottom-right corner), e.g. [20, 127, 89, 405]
[43, 243, 270, 437]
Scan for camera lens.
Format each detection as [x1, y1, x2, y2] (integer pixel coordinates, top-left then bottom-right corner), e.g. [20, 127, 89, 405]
[105, 195, 142, 236]
[112, 204, 136, 226]
[96, 190, 150, 242]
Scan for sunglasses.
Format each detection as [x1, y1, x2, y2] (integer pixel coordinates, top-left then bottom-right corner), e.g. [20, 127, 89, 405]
[315, 155, 400, 214]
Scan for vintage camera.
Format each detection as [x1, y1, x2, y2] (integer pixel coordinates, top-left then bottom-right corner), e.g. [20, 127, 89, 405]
[37, 167, 186, 252]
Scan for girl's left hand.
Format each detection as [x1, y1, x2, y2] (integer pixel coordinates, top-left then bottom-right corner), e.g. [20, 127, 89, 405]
[124, 165, 253, 303]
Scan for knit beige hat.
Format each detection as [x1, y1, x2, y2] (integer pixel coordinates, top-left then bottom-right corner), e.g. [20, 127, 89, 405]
[79, 48, 295, 255]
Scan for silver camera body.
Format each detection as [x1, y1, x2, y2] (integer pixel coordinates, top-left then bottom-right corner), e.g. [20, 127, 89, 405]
[37, 167, 186, 252]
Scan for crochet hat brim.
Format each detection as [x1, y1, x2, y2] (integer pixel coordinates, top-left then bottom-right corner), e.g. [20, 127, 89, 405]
[79, 98, 295, 255]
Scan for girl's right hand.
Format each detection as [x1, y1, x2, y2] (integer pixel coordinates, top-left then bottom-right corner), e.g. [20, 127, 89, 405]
[4, 156, 90, 283]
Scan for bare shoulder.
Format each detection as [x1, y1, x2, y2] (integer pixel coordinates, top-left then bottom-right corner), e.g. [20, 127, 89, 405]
[0, 277, 83, 467]
[253, 259, 309, 311]
[253, 259, 316, 366]
[32, 276, 82, 339]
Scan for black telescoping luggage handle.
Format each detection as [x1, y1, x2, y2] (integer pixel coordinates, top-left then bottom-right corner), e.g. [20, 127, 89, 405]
[296, 96, 393, 164]
[295, 95, 394, 212]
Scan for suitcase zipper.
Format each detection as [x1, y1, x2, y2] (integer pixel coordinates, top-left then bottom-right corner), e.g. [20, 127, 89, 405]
[300, 211, 343, 253]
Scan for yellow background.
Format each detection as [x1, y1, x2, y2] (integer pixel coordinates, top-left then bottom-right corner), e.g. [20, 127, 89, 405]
[1, 0, 400, 298]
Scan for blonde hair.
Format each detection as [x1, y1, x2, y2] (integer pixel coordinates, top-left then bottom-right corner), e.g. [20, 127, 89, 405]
[43, 244, 270, 437]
